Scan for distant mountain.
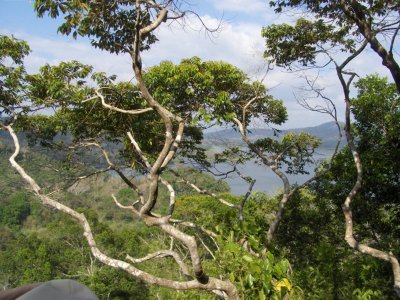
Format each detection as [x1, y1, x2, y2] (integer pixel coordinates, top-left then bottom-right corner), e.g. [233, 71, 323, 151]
[1, 121, 345, 195]
[0, 129, 25, 148]
[203, 121, 345, 155]
[202, 122, 346, 194]
[1, 121, 345, 159]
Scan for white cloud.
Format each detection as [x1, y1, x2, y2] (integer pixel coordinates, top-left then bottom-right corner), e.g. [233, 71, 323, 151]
[210, 0, 266, 13]
[2, 14, 269, 81]
[3, 10, 392, 130]
[1, 30, 134, 81]
[2, 23, 344, 129]
[143, 14, 266, 76]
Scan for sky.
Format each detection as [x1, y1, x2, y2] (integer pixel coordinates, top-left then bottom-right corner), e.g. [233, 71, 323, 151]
[0, 0, 396, 129]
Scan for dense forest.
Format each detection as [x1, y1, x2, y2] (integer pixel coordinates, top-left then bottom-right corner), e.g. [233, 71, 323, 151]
[1, 1, 399, 299]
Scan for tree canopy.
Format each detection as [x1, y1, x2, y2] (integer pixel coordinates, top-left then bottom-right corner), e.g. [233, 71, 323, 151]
[265, 0, 400, 91]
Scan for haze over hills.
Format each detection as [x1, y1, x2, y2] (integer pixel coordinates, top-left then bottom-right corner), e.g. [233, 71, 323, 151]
[203, 121, 345, 195]
[1, 120, 344, 152]
[203, 121, 345, 155]
[1, 121, 345, 195]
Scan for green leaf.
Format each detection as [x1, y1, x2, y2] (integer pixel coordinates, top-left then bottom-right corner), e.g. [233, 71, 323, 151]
[242, 255, 254, 263]
[259, 289, 266, 300]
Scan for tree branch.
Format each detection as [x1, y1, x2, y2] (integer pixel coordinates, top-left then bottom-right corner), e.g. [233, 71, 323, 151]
[6, 124, 238, 299]
[69, 141, 144, 202]
[127, 131, 152, 170]
[170, 169, 237, 209]
[335, 49, 400, 297]
[339, 0, 400, 92]
[160, 177, 176, 216]
[126, 250, 192, 279]
[232, 115, 292, 245]
[91, 88, 153, 115]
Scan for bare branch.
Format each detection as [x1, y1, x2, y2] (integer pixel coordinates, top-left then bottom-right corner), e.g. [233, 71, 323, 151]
[75, 166, 113, 180]
[389, 22, 400, 54]
[170, 169, 237, 209]
[235, 168, 256, 223]
[68, 141, 144, 201]
[242, 96, 264, 126]
[5, 126, 238, 298]
[2, 2, 244, 298]
[297, 74, 343, 161]
[5, 126, 175, 288]
[197, 235, 216, 260]
[126, 250, 192, 279]
[91, 88, 153, 115]
[112, 194, 141, 216]
[127, 131, 151, 170]
[170, 219, 218, 239]
[139, 7, 168, 36]
[233, 115, 291, 245]
[112, 193, 238, 296]
[334, 46, 400, 296]
[160, 177, 176, 216]
[161, 121, 185, 169]
[339, 0, 400, 92]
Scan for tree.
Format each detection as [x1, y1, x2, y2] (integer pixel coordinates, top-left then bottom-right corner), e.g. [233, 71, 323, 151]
[272, 75, 399, 298]
[0, 1, 300, 298]
[266, 0, 400, 92]
[263, 1, 400, 296]
[333, 75, 400, 265]
[1, 0, 244, 297]
[7, 0, 390, 297]
[0, 35, 30, 114]
[0, 192, 31, 228]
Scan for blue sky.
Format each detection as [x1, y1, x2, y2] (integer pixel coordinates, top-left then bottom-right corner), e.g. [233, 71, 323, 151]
[0, 0, 395, 128]
[1, 1, 64, 37]
[0, 0, 272, 36]
[0, 1, 275, 78]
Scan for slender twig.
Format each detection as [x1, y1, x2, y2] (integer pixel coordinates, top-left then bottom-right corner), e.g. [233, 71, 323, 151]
[126, 250, 192, 279]
[170, 169, 237, 209]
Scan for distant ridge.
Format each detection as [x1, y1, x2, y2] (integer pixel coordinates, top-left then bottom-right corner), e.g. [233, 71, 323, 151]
[1, 121, 345, 156]
[203, 121, 345, 153]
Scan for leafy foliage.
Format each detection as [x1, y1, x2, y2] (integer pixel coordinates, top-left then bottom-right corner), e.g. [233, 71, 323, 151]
[145, 57, 288, 126]
[214, 233, 292, 300]
[269, 0, 400, 24]
[0, 192, 31, 227]
[252, 131, 321, 174]
[8, 53, 290, 173]
[174, 193, 294, 299]
[265, 0, 400, 91]
[0, 35, 30, 114]
[273, 75, 400, 299]
[34, 0, 158, 54]
[262, 18, 354, 67]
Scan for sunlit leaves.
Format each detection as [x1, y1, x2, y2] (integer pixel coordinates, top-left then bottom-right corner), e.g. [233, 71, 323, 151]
[0, 35, 30, 64]
[0, 35, 30, 112]
[144, 57, 287, 126]
[26, 61, 93, 107]
[34, 0, 158, 54]
[262, 18, 354, 67]
[215, 227, 292, 299]
[253, 132, 321, 174]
